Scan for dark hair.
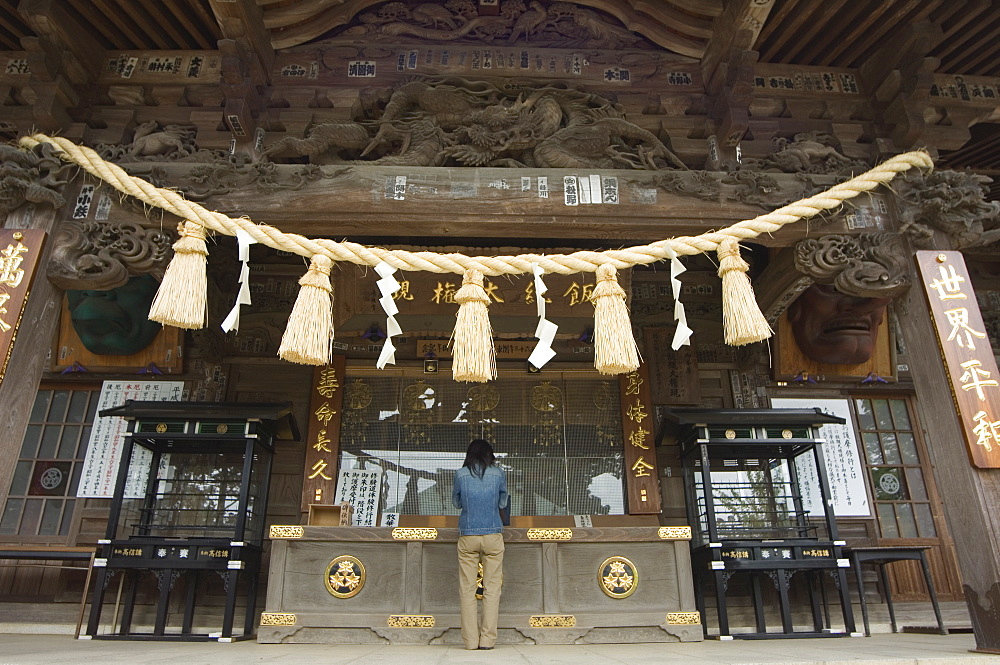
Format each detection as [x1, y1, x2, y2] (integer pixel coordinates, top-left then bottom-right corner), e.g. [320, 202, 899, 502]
[463, 439, 495, 478]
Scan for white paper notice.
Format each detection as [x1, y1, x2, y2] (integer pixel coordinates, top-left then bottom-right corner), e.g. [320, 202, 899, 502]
[772, 398, 870, 517]
[334, 468, 383, 526]
[77, 381, 184, 499]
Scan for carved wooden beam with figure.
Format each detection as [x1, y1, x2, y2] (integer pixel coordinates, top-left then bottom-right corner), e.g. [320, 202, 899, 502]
[700, 0, 773, 93]
[858, 21, 942, 152]
[209, 0, 273, 154]
[17, 0, 104, 135]
[699, 0, 774, 164]
[260, 0, 720, 55]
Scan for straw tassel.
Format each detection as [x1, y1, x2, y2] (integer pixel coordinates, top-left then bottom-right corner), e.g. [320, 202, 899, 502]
[149, 221, 208, 329]
[452, 268, 496, 382]
[592, 263, 640, 374]
[717, 237, 772, 346]
[278, 254, 335, 365]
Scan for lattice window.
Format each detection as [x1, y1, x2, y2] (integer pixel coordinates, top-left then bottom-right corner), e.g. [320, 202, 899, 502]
[338, 372, 625, 516]
[853, 397, 936, 538]
[1, 389, 99, 537]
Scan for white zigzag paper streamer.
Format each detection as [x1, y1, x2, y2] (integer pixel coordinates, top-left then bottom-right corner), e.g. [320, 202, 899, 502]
[221, 229, 257, 333]
[670, 255, 692, 350]
[528, 263, 558, 369]
[375, 262, 402, 369]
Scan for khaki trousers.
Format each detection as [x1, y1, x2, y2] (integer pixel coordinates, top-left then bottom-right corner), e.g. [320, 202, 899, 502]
[457, 533, 505, 649]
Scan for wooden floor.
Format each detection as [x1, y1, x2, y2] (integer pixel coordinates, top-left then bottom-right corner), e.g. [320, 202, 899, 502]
[0, 600, 972, 636]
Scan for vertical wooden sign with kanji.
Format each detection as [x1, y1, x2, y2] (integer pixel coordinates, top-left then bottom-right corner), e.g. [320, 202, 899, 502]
[618, 364, 663, 514]
[0, 229, 46, 385]
[300, 355, 347, 516]
[916, 251, 1000, 468]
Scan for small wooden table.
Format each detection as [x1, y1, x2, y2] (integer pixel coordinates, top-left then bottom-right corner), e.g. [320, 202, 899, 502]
[845, 546, 946, 636]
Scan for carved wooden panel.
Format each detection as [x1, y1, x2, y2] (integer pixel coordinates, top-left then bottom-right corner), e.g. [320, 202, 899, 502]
[916, 251, 1000, 468]
[50, 296, 182, 373]
[0, 229, 46, 386]
[618, 365, 661, 514]
[773, 307, 894, 382]
[300, 358, 347, 515]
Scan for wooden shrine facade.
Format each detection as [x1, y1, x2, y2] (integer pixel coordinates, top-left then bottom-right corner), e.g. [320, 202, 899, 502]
[0, 0, 999, 650]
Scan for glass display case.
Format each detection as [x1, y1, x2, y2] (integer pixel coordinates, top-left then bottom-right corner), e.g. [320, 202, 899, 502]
[84, 401, 296, 642]
[665, 408, 858, 639]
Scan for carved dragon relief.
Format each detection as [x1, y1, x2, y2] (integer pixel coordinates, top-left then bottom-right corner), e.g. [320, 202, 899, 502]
[894, 168, 1000, 251]
[261, 77, 687, 170]
[337, 1, 652, 51]
[0, 142, 75, 217]
[46, 218, 173, 290]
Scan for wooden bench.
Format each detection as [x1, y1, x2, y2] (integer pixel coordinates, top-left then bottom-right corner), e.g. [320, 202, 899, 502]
[845, 545, 946, 637]
[0, 545, 96, 638]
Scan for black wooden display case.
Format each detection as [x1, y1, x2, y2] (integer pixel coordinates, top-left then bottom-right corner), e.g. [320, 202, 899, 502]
[84, 401, 296, 642]
[664, 408, 859, 640]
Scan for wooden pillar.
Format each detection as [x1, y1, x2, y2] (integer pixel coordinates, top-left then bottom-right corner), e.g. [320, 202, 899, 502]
[0, 204, 62, 509]
[896, 236, 1000, 652]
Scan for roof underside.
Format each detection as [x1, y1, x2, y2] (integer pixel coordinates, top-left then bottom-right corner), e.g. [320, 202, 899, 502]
[1, 0, 998, 189]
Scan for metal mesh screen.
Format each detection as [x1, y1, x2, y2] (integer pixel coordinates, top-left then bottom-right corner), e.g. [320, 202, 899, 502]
[338, 373, 625, 516]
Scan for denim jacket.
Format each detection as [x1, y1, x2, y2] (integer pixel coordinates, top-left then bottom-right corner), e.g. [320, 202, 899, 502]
[452, 465, 508, 536]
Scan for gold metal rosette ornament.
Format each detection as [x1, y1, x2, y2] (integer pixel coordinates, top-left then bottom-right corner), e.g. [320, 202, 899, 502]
[593, 380, 619, 447]
[467, 383, 500, 441]
[401, 380, 435, 445]
[325, 555, 366, 598]
[599, 556, 639, 599]
[342, 379, 373, 447]
[530, 380, 562, 447]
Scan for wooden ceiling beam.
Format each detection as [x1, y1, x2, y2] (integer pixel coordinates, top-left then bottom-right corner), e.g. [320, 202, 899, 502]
[171, 1, 215, 50]
[934, 1, 993, 60]
[754, 0, 796, 55]
[941, 18, 1000, 74]
[780, 0, 848, 63]
[17, 0, 103, 84]
[943, 135, 1000, 166]
[764, 1, 818, 63]
[141, 3, 193, 49]
[85, 0, 151, 48]
[801, 1, 869, 65]
[0, 14, 24, 49]
[852, 0, 942, 70]
[931, 0, 977, 38]
[821, 0, 899, 65]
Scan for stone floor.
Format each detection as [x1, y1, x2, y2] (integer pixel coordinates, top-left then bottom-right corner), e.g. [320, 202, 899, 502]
[0, 632, 997, 665]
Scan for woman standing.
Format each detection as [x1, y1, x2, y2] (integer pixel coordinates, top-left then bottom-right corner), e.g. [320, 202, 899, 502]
[452, 438, 508, 650]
